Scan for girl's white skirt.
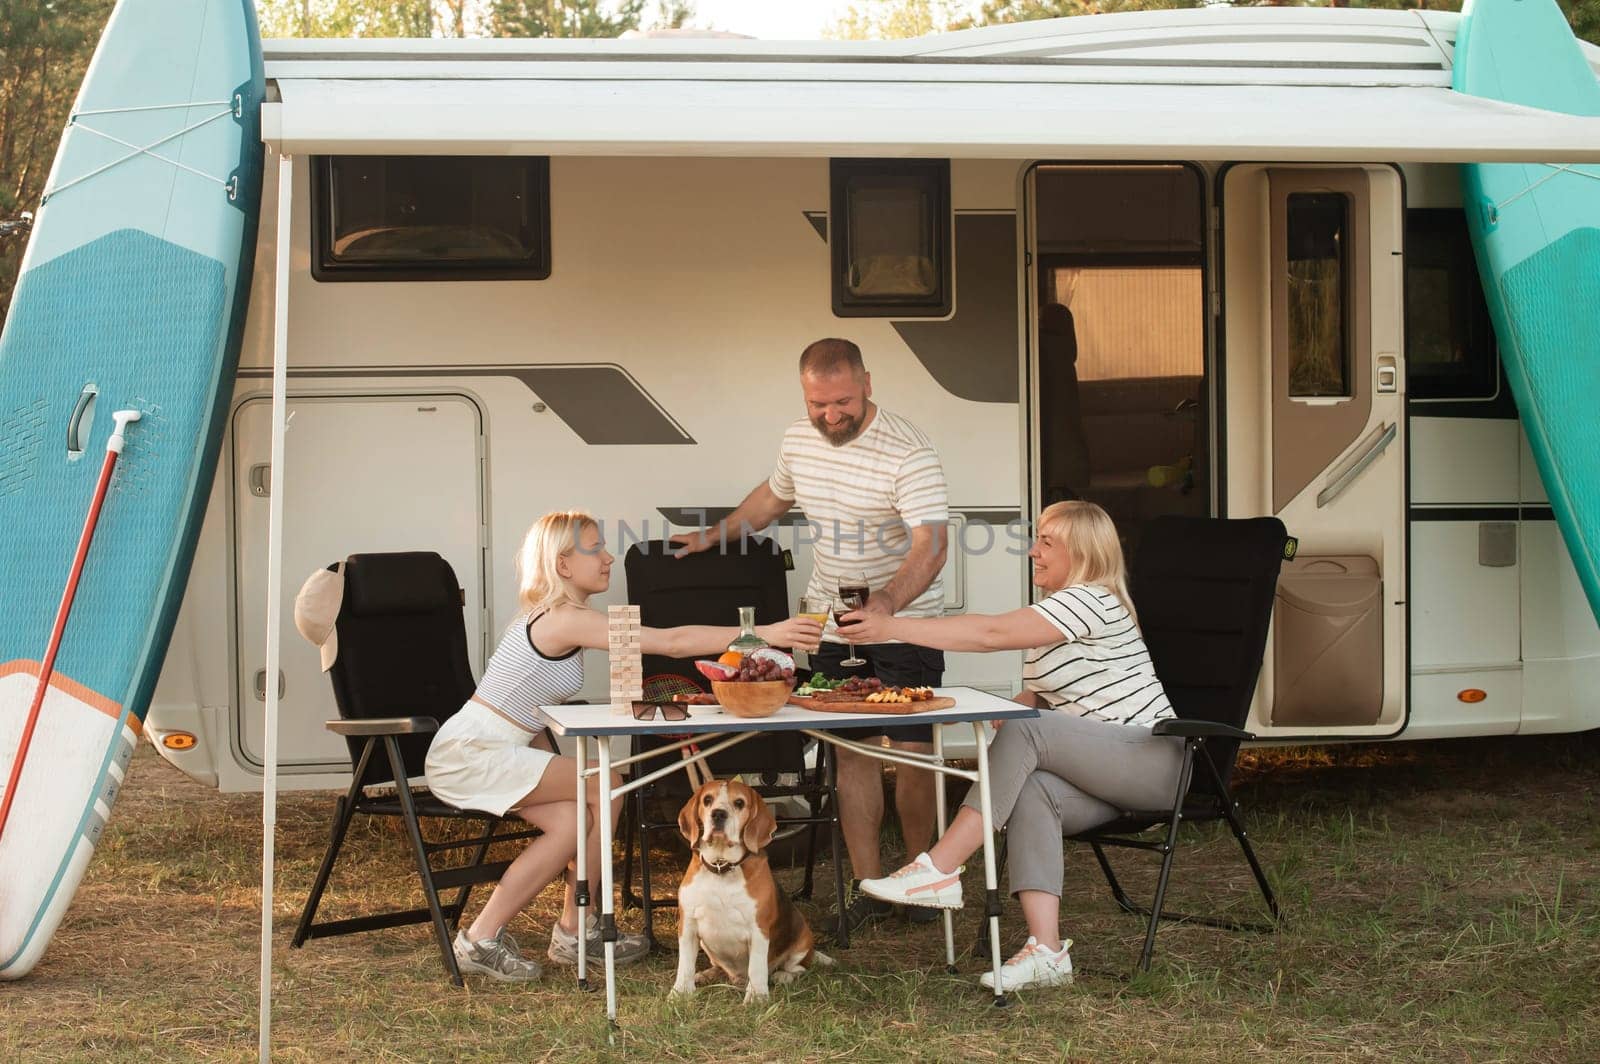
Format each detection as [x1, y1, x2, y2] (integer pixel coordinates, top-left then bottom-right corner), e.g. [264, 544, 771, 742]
[424, 700, 557, 817]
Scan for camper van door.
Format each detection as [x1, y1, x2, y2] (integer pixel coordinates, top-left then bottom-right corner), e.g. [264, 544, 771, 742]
[1221, 164, 1408, 738]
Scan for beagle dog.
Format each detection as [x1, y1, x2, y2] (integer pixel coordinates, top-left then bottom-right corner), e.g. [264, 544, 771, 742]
[671, 779, 832, 1003]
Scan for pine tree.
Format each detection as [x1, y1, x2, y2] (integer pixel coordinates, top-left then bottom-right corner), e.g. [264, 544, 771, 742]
[487, 0, 647, 38]
[0, 0, 117, 318]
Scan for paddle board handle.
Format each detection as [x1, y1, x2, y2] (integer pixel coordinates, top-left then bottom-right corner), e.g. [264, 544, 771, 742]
[0, 411, 138, 844]
[108, 409, 142, 455]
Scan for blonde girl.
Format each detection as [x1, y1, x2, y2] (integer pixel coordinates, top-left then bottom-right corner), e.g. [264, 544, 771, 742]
[837, 500, 1180, 991]
[426, 510, 822, 981]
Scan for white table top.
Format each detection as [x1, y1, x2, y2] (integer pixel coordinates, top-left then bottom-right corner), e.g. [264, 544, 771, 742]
[538, 685, 1036, 737]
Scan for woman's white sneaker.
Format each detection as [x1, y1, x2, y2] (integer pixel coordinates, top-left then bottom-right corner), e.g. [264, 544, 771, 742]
[979, 937, 1074, 991]
[858, 853, 964, 910]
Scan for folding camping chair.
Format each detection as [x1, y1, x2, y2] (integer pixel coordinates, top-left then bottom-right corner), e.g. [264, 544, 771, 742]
[616, 537, 849, 948]
[1076, 515, 1287, 969]
[290, 551, 553, 986]
[979, 515, 1287, 971]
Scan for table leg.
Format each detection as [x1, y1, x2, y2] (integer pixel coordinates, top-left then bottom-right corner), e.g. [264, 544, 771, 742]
[574, 735, 589, 990]
[931, 725, 956, 973]
[973, 721, 1006, 1006]
[598, 736, 619, 1024]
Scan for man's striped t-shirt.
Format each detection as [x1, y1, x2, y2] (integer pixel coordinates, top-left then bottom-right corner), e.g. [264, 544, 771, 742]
[1024, 584, 1174, 728]
[768, 407, 948, 634]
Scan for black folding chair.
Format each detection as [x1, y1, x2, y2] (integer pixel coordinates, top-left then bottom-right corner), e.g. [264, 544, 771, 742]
[979, 515, 1287, 971]
[616, 538, 849, 948]
[290, 551, 553, 986]
[1078, 515, 1287, 970]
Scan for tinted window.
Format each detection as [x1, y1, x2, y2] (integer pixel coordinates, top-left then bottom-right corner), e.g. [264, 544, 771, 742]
[1286, 192, 1351, 398]
[830, 159, 950, 316]
[1405, 209, 1497, 400]
[313, 156, 551, 281]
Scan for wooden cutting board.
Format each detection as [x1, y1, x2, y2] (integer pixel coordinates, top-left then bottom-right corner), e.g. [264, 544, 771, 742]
[788, 694, 956, 715]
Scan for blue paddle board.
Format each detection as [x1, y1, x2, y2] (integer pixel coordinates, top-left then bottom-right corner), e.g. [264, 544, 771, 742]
[1455, 0, 1600, 618]
[0, 0, 262, 978]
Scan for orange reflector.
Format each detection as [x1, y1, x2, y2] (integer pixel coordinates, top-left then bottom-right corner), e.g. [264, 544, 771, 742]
[1457, 689, 1488, 704]
[161, 731, 198, 750]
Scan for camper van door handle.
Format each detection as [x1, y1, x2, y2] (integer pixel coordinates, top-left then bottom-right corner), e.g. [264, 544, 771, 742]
[249, 463, 271, 497]
[254, 668, 285, 701]
[1317, 422, 1397, 509]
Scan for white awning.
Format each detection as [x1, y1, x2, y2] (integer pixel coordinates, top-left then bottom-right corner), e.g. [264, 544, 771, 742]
[266, 76, 1600, 162]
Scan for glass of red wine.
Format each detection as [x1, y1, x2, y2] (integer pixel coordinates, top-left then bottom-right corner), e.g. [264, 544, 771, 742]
[837, 579, 870, 668]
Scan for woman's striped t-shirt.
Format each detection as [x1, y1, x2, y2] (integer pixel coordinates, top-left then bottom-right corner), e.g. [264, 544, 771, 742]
[1023, 584, 1174, 728]
[473, 612, 585, 732]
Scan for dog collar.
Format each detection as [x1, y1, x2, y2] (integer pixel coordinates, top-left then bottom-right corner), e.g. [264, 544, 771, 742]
[701, 851, 750, 875]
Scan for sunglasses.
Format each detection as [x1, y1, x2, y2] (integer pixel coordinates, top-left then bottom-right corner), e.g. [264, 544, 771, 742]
[631, 702, 691, 722]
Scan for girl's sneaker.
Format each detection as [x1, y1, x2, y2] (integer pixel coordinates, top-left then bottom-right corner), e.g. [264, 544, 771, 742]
[979, 936, 1074, 991]
[858, 852, 964, 909]
[453, 928, 542, 982]
[547, 915, 650, 966]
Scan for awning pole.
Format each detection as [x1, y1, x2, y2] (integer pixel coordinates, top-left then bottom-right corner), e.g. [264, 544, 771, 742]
[259, 148, 293, 1064]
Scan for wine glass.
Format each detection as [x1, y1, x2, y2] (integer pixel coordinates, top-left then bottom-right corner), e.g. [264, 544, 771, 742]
[836, 580, 869, 668]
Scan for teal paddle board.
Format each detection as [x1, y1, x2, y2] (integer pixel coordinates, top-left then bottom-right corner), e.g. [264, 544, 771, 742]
[1456, 0, 1600, 618]
[0, 0, 262, 978]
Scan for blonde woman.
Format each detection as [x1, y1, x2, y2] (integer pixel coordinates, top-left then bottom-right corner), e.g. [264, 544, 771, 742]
[837, 501, 1180, 991]
[425, 510, 823, 981]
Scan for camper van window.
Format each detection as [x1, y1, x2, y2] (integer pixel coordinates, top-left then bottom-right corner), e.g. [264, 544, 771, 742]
[312, 156, 551, 281]
[1405, 209, 1497, 401]
[830, 159, 951, 317]
[1285, 192, 1351, 398]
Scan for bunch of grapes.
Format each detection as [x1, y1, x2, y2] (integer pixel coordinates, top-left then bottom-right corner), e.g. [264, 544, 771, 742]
[837, 676, 883, 694]
[736, 657, 795, 683]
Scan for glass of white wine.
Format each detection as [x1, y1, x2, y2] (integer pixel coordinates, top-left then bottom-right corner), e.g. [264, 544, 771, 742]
[797, 595, 830, 673]
[796, 595, 830, 629]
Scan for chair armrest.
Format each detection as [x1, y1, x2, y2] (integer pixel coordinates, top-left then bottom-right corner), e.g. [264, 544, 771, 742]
[325, 717, 440, 737]
[1151, 719, 1254, 742]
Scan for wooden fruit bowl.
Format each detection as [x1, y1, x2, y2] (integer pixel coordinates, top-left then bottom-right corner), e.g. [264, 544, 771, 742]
[710, 679, 794, 718]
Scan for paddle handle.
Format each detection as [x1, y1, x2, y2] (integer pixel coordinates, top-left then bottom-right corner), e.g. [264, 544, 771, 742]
[0, 410, 141, 843]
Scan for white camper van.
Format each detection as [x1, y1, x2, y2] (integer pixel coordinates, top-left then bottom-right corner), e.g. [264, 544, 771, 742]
[142, 8, 1600, 791]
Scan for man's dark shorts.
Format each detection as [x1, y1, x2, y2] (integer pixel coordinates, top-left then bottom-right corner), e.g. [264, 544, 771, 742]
[811, 642, 945, 744]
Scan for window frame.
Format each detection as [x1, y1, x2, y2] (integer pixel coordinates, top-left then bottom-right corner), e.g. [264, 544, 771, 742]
[829, 158, 952, 318]
[310, 155, 552, 283]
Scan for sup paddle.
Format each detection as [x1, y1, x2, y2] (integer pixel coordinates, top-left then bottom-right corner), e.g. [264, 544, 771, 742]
[0, 410, 142, 843]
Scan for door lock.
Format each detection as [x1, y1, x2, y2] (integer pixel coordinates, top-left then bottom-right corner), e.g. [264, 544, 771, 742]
[1376, 354, 1398, 394]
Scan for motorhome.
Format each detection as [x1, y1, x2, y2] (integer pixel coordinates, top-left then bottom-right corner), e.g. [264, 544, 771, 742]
[141, 7, 1600, 791]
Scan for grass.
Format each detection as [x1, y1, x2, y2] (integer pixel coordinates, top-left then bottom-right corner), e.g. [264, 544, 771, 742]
[4, 733, 1599, 1062]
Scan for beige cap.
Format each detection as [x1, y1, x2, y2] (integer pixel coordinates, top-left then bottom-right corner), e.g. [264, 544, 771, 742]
[293, 563, 345, 672]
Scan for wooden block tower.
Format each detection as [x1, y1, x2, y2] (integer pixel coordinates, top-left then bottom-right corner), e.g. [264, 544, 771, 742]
[608, 604, 642, 714]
